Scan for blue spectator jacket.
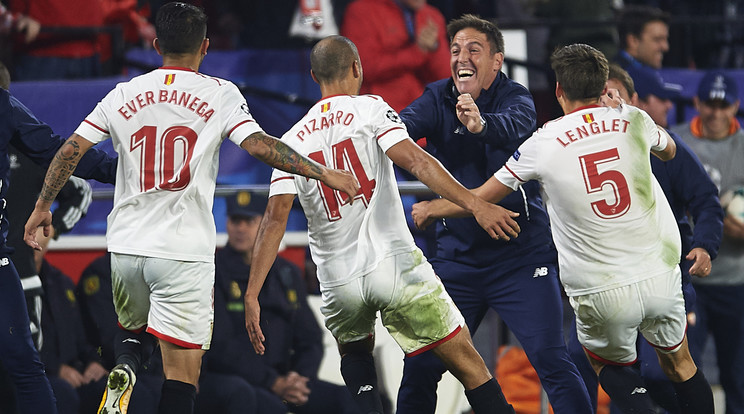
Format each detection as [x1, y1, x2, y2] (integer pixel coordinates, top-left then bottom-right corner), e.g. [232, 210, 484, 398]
[400, 72, 557, 270]
[0, 88, 116, 252]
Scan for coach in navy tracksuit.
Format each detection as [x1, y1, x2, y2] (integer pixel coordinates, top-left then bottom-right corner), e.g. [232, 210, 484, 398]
[0, 87, 116, 414]
[395, 15, 592, 414]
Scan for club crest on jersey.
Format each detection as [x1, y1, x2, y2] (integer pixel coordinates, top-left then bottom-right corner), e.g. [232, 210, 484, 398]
[385, 110, 403, 124]
[512, 150, 521, 161]
[582, 113, 594, 123]
[164, 74, 175, 85]
[321, 102, 331, 113]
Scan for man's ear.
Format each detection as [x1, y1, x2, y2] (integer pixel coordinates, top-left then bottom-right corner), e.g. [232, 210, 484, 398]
[630, 92, 640, 106]
[310, 69, 319, 85]
[201, 38, 210, 55]
[492, 52, 504, 73]
[352, 60, 361, 79]
[153, 38, 162, 55]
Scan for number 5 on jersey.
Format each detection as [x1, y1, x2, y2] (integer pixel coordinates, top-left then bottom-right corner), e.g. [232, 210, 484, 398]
[308, 138, 375, 221]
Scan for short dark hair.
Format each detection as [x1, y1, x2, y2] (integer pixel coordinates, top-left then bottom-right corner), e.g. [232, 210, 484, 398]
[617, 5, 669, 49]
[447, 14, 504, 55]
[310, 35, 359, 83]
[608, 63, 635, 97]
[155, 2, 207, 55]
[551, 44, 608, 101]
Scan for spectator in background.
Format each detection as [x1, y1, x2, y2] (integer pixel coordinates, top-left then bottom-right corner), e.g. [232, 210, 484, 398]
[8, 0, 104, 80]
[0, 3, 40, 66]
[395, 14, 592, 414]
[568, 63, 723, 413]
[626, 64, 682, 129]
[670, 70, 744, 414]
[31, 228, 109, 414]
[341, 0, 450, 112]
[535, 0, 618, 65]
[615, 5, 670, 70]
[208, 190, 360, 414]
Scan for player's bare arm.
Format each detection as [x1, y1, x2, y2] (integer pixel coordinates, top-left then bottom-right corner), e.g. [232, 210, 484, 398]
[386, 139, 519, 240]
[244, 193, 295, 355]
[24, 134, 95, 250]
[241, 131, 360, 202]
[651, 126, 676, 161]
[412, 177, 516, 232]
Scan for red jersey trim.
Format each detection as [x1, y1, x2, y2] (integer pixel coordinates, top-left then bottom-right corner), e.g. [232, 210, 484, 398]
[271, 176, 295, 184]
[158, 66, 196, 72]
[504, 164, 527, 183]
[406, 325, 462, 357]
[228, 120, 256, 137]
[146, 327, 202, 349]
[84, 120, 109, 134]
[568, 104, 602, 115]
[377, 126, 404, 141]
[583, 346, 636, 366]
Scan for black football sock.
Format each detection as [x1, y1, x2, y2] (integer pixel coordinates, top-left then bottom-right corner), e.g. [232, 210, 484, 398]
[158, 379, 196, 414]
[340, 352, 383, 414]
[672, 369, 714, 414]
[598, 365, 656, 413]
[114, 329, 156, 374]
[464, 378, 515, 414]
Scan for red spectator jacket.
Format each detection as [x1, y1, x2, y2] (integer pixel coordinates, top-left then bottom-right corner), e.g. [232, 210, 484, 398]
[341, 0, 450, 112]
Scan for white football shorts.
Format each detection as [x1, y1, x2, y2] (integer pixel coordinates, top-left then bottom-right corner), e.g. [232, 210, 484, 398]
[570, 267, 686, 365]
[111, 253, 214, 350]
[320, 248, 464, 356]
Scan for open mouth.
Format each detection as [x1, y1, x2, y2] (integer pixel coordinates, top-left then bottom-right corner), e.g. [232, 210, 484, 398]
[457, 69, 474, 80]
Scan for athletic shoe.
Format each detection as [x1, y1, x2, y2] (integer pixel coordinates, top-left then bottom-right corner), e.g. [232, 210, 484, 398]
[97, 364, 136, 414]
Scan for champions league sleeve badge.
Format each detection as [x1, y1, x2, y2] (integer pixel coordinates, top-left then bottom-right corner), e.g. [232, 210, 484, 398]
[385, 110, 403, 124]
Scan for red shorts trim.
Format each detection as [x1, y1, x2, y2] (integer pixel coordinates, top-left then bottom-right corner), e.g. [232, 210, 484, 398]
[583, 346, 636, 366]
[405, 325, 462, 357]
[146, 327, 202, 349]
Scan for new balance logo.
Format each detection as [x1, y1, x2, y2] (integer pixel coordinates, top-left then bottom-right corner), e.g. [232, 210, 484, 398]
[533, 267, 548, 277]
[631, 387, 647, 395]
[122, 338, 141, 344]
[357, 385, 374, 394]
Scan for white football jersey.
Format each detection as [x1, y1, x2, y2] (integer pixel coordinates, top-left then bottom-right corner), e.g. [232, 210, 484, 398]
[270, 95, 416, 287]
[495, 104, 681, 296]
[75, 67, 263, 262]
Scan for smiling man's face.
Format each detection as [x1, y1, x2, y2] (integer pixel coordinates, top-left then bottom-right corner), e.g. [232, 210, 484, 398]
[450, 27, 502, 100]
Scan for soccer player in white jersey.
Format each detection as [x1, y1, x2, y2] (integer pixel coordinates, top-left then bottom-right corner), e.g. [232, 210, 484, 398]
[244, 35, 521, 414]
[411, 44, 715, 414]
[22, 4, 360, 414]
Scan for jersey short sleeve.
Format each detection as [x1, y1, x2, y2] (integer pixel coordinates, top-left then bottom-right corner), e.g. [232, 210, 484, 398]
[75, 88, 117, 144]
[367, 98, 410, 152]
[220, 83, 264, 146]
[494, 134, 541, 190]
[269, 168, 298, 197]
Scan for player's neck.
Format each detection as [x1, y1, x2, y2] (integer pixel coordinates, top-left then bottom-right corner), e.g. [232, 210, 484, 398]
[161, 54, 203, 72]
[561, 98, 600, 115]
[319, 79, 360, 98]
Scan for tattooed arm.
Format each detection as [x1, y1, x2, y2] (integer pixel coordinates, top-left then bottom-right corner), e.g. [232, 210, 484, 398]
[24, 134, 95, 250]
[240, 131, 360, 202]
